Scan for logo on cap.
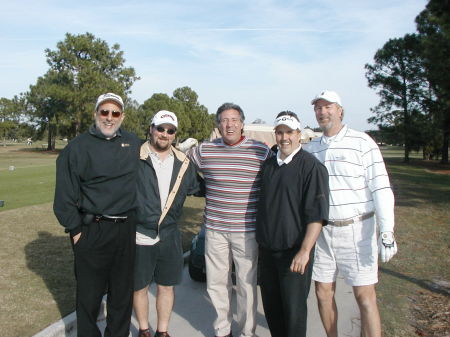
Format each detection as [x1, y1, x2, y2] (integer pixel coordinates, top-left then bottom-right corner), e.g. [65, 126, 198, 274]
[160, 114, 175, 121]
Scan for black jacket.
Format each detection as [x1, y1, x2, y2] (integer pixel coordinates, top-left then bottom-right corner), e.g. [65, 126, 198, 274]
[53, 125, 141, 236]
[136, 143, 202, 240]
[256, 148, 329, 251]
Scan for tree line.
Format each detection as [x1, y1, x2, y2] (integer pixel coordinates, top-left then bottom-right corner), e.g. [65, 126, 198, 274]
[365, 0, 449, 163]
[0, 32, 215, 149]
[1, 0, 448, 163]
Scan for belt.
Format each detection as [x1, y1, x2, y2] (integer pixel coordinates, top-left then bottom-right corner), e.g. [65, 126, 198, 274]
[95, 215, 128, 223]
[328, 212, 375, 227]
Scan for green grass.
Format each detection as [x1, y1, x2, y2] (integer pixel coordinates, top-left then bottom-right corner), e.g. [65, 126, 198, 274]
[0, 165, 56, 209]
[377, 149, 450, 336]
[379, 145, 423, 159]
[0, 143, 59, 211]
[0, 204, 74, 337]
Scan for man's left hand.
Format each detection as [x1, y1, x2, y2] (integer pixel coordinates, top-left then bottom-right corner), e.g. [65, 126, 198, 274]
[290, 250, 310, 274]
[378, 231, 398, 263]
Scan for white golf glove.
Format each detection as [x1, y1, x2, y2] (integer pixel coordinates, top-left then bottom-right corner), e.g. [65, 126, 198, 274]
[178, 138, 198, 153]
[378, 231, 398, 263]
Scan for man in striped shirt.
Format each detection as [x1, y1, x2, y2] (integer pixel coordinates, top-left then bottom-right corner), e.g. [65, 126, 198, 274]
[189, 103, 271, 337]
[303, 90, 398, 337]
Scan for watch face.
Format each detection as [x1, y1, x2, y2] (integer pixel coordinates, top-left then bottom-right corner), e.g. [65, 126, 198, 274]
[381, 232, 395, 246]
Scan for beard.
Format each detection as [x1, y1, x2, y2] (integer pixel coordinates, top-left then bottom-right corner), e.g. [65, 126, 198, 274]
[95, 120, 121, 138]
[152, 137, 172, 152]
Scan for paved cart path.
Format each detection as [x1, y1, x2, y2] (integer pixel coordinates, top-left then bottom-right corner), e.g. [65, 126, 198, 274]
[34, 266, 361, 337]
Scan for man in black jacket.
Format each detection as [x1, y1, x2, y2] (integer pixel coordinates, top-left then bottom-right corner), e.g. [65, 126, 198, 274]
[256, 111, 329, 337]
[53, 93, 141, 337]
[133, 110, 201, 337]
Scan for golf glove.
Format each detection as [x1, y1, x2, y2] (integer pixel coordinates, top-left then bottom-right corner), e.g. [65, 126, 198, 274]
[378, 231, 397, 263]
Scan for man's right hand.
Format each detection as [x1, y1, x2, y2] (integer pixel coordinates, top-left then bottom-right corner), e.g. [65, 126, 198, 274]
[72, 232, 82, 244]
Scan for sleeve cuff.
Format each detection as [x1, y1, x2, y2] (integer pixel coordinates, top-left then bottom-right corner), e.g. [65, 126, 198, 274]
[69, 226, 82, 237]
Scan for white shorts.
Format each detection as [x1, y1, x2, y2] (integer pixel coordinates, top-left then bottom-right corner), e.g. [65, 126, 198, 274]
[312, 217, 378, 286]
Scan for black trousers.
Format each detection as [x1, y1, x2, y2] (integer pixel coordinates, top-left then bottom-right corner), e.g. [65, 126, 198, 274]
[73, 217, 136, 337]
[259, 246, 314, 337]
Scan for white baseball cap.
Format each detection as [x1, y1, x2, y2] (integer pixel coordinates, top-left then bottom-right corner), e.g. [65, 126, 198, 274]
[274, 115, 302, 131]
[151, 110, 178, 128]
[311, 90, 342, 106]
[95, 93, 124, 110]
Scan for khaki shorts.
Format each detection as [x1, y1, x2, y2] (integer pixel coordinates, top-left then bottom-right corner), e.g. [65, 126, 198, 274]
[312, 217, 378, 286]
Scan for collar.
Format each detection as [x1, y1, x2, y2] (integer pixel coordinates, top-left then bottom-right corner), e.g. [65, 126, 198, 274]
[276, 144, 302, 166]
[150, 149, 174, 161]
[222, 135, 246, 147]
[89, 125, 122, 140]
[321, 124, 347, 145]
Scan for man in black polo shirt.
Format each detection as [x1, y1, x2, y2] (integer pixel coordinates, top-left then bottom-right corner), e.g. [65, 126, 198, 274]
[256, 111, 329, 337]
[53, 93, 141, 337]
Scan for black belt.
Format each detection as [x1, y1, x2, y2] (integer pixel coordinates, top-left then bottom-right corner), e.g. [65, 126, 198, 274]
[95, 215, 128, 223]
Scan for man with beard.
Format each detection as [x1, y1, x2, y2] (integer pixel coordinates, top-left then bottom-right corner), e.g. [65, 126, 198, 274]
[133, 110, 201, 337]
[303, 90, 398, 337]
[54, 93, 141, 337]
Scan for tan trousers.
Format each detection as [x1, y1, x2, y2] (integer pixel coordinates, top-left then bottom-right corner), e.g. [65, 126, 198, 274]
[205, 230, 258, 337]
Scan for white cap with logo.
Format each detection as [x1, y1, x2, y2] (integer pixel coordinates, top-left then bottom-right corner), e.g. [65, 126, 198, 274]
[95, 93, 124, 111]
[151, 110, 178, 128]
[274, 115, 302, 131]
[311, 90, 342, 106]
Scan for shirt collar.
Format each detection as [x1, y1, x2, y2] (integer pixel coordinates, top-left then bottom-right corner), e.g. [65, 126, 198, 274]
[276, 144, 302, 166]
[221, 135, 246, 147]
[321, 124, 347, 145]
[150, 149, 174, 160]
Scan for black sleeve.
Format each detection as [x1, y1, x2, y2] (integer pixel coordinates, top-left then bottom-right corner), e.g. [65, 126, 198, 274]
[303, 160, 329, 226]
[53, 145, 83, 235]
[186, 162, 202, 196]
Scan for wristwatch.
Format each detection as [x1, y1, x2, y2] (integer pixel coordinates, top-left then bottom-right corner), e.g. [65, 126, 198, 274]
[381, 232, 395, 248]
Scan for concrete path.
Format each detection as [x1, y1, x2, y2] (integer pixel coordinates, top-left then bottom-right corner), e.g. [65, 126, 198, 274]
[34, 266, 361, 337]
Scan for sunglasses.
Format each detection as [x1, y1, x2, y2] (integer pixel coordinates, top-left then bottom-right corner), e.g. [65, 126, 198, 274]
[99, 109, 122, 118]
[156, 126, 176, 135]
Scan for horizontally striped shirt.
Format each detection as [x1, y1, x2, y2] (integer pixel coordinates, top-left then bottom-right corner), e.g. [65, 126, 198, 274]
[189, 137, 271, 232]
[303, 125, 395, 232]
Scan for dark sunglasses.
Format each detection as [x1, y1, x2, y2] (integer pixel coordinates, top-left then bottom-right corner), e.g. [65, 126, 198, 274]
[156, 126, 176, 135]
[99, 109, 122, 118]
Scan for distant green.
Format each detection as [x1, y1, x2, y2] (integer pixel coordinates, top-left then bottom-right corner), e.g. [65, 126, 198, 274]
[0, 164, 56, 211]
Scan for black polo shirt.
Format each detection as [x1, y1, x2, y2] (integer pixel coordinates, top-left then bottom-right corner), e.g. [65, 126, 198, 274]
[256, 148, 329, 251]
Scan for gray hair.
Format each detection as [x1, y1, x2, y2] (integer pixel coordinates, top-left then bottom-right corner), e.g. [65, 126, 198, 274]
[215, 103, 245, 125]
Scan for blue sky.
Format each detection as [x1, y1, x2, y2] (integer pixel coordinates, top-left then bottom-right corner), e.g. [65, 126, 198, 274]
[1, 0, 426, 131]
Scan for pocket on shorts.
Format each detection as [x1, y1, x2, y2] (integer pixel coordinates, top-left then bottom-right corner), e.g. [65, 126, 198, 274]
[351, 222, 377, 271]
